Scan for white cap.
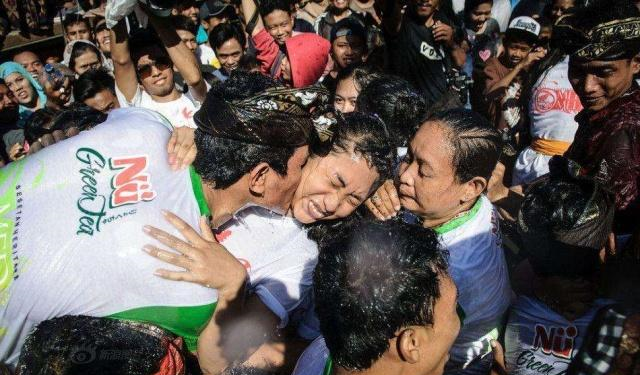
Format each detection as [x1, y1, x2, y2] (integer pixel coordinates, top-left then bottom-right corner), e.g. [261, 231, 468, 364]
[508, 16, 541, 38]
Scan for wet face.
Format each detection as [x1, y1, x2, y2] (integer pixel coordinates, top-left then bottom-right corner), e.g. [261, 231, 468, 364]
[136, 51, 175, 97]
[568, 57, 640, 112]
[412, 0, 439, 20]
[5, 72, 37, 106]
[263, 10, 294, 45]
[469, 2, 492, 32]
[550, 0, 574, 21]
[95, 29, 111, 54]
[504, 40, 533, 67]
[66, 22, 91, 42]
[291, 146, 380, 223]
[176, 29, 198, 54]
[332, 35, 366, 69]
[398, 122, 469, 226]
[73, 51, 101, 75]
[13, 51, 44, 80]
[333, 76, 359, 113]
[84, 89, 120, 113]
[216, 38, 244, 73]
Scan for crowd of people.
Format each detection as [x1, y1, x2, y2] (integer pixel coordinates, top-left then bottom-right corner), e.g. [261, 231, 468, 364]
[0, 0, 639, 374]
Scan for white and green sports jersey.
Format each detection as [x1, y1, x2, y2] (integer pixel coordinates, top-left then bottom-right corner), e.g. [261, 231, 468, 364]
[436, 195, 512, 368]
[0, 108, 217, 368]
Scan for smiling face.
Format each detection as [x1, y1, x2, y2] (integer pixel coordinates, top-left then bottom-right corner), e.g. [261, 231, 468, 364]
[332, 35, 366, 69]
[398, 122, 469, 227]
[95, 29, 111, 54]
[568, 57, 640, 112]
[263, 10, 295, 45]
[291, 147, 380, 223]
[469, 2, 492, 32]
[332, 0, 350, 11]
[136, 51, 175, 97]
[44, 76, 72, 107]
[73, 51, 101, 75]
[5, 72, 37, 107]
[216, 38, 244, 73]
[504, 40, 533, 68]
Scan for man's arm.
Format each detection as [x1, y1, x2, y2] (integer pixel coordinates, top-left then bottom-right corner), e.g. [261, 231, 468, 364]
[485, 47, 547, 98]
[241, 0, 264, 37]
[109, 19, 139, 102]
[382, 0, 405, 36]
[146, 13, 207, 102]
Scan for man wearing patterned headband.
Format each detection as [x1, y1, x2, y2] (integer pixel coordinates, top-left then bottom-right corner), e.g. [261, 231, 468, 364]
[556, 0, 640, 235]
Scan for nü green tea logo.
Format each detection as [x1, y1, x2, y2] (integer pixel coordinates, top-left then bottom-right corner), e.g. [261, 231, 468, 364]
[76, 148, 156, 236]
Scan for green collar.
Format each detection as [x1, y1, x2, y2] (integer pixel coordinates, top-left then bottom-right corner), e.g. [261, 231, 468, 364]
[189, 166, 211, 217]
[432, 198, 483, 235]
[323, 356, 333, 375]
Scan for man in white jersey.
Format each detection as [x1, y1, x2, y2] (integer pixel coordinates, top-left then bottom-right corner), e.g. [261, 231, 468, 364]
[0, 73, 328, 371]
[110, 7, 208, 128]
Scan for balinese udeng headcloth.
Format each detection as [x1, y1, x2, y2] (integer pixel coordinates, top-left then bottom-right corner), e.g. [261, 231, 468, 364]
[554, 14, 640, 60]
[194, 85, 330, 148]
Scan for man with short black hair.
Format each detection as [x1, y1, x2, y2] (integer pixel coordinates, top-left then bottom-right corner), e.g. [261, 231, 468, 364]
[62, 14, 92, 43]
[209, 22, 247, 81]
[12, 51, 44, 80]
[557, 0, 640, 235]
[322, 18, 368, 91]
[293, 219, 459, 375]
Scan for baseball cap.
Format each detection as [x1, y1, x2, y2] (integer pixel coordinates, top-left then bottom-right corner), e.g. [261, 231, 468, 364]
[507, 16, 541, 44]
[200, 0, 233, 20]
[330, 18, 367, 44]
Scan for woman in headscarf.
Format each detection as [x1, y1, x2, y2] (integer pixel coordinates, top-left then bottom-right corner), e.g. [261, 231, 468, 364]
[63, 39, 113, 76]
[0, 62, 47, 127]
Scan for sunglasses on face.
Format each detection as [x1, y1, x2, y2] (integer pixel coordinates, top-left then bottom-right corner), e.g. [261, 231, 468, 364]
[136, 56, 173, 79]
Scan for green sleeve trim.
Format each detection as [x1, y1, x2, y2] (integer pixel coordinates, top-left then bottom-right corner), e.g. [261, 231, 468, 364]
[323, 356, 333, 375]
[433, 198, 483, 235]
[190, 166, 211, 217]
[108, 302, 217, 352]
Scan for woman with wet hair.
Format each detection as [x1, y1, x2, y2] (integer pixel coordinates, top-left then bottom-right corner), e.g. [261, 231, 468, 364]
[398, 108, 511, 374]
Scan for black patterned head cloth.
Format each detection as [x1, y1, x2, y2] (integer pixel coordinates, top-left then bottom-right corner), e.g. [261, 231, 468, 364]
[554, 0, 640, 61]
[194, 83, 330, 148]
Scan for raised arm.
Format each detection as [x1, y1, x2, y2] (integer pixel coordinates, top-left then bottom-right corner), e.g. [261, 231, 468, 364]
[383, 0, 406, 36]
[242, 0, 264, 37]
[109, 19, 139, 102]
[146, 13, 207, 102]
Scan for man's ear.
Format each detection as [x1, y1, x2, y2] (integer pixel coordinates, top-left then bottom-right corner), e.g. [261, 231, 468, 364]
[631, 53, 640, 75]
[248, 162, 271, 197]
[461, 176, 487, 204]
[396, 328, 422, 364]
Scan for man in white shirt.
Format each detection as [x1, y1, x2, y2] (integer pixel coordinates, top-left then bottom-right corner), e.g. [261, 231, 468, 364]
[110, 7, 208, 129]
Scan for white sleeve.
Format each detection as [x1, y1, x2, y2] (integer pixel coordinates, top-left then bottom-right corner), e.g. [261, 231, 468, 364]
[115, 83, 142, 108]
[252, 234, 318, 328]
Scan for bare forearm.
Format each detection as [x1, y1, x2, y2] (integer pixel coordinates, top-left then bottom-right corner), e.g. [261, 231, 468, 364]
[242, 0, 264, 36]
[486, 64, 524, 97]
[383, 2, 404, 35]
[109, 20, 138, 101]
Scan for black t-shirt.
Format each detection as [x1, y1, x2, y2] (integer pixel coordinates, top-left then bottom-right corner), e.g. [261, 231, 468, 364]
[386, 11, 452, 106]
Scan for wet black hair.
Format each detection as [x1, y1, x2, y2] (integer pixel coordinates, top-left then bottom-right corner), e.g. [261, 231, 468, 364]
[73, 68, 115, 104]
[314, 218, 449, 370]
[357, 74, 426, 148]
[208, 22, 247, 51]
[258, 0, 293, 18]
[310, 111, 394, 184]
[68, 41, 102, 73]
[193, 71, 298, 189]
[335, 64, 382, 93]
[426, 108, 502, 182]
[16, 315, 200, 375]
[129, 29, 168, 68]
[169, 14, 198, 35]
